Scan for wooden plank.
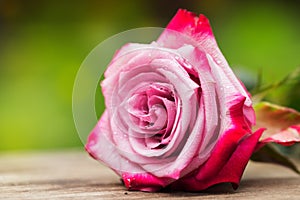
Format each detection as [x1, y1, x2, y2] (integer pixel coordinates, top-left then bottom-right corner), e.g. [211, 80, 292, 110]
[0, 150, 299, 200]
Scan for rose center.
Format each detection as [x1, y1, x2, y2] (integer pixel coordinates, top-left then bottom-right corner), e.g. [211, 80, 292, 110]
[126, 83, 177, 149]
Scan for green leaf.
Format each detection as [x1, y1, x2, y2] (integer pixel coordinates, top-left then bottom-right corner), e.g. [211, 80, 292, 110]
[251, 143, 300, 174]
[251, 67, 300, 103]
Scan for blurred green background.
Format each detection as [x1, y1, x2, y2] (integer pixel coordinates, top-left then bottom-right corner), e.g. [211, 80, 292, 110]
[0, 0, 299, 151]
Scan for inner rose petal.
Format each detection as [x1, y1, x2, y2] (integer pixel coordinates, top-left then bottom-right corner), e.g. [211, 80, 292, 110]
[118, 76, 189, 158]
[126, 83, 176, 145]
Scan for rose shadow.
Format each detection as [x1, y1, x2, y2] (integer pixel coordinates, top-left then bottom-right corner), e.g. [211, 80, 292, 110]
[160, 182, 235, 196]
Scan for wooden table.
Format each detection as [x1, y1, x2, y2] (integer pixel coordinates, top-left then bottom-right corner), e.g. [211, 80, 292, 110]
[0, 149, 299, 199]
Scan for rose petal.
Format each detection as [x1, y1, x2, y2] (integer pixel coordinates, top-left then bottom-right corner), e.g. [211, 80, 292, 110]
[158, 9, 255, 126]
[170, 128, 264, 191]
[168, 93, 260, 191]
[122, 172, 172, 192]
[86, 111, 145, 175]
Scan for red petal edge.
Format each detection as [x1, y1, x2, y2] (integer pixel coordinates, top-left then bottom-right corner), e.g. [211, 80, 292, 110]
[122, 173, 171, 192]
[165, 9, 213, 37]
[157, 9, 215, 50]
[170, 129, 264, 191]
[169, 95, 263, 191]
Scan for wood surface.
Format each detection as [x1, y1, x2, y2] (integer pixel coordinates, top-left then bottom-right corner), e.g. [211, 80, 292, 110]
[0, 149, 299, 199]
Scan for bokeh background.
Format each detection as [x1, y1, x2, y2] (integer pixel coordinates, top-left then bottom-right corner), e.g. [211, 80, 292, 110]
[0, 0, 299, 152]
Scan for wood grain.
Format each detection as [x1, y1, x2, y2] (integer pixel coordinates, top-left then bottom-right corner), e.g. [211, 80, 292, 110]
[0, 149, 299, 200]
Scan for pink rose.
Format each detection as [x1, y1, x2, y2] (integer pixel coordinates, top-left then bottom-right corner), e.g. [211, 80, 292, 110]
[85, 9, 266, 192]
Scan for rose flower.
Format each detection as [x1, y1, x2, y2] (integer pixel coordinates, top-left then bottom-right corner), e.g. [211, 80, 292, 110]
[85, 9, 299, 192]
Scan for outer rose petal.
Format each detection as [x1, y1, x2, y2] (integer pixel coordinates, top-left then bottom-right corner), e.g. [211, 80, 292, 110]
[122, 173, 170, 192]
[86, 114, 174, 192]
[170, 128, 264, 191]
[157, 9, 255, 126]
[157, 9, 213, 49]
[169, 96, 264, 191]
[86, 111, 146, 176]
